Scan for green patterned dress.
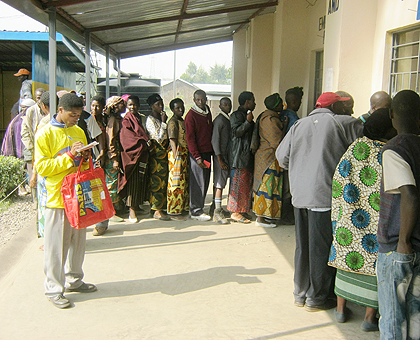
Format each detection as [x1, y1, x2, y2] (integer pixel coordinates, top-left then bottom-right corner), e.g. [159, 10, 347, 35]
[328, 136, 384, 309]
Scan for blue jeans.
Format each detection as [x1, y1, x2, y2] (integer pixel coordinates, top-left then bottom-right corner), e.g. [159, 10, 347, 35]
[377, 251, 420, 340]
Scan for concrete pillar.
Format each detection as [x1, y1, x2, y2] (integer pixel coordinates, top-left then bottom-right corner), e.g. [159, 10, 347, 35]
[232, 28, 248, 105]
[48, 7, 57, 118]
[246, 13, 274, 113]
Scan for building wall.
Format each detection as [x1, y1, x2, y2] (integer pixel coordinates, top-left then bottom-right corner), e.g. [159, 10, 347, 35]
[372, 0, 420, 92]
[232, 0, 420, 119]
[274, 0, 325, 116]
[323, 0, 378, 116]
[233, 0, 326, 118]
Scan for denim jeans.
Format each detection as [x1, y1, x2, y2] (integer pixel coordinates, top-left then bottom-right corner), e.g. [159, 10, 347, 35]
[377, 251, 420, 340]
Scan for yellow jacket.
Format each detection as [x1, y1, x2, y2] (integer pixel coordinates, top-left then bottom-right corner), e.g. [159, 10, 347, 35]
[35, 116, 88, 209]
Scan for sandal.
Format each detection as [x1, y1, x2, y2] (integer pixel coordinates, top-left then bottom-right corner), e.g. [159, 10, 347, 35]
[153, 211, 171, 221]
[232, 216, 251, 224]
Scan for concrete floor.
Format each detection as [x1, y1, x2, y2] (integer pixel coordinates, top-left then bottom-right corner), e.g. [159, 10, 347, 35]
[0, 206, 380, 339]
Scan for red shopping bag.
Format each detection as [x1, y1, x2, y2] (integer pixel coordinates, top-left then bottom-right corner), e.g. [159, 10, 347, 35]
[61, 157, 115, 229]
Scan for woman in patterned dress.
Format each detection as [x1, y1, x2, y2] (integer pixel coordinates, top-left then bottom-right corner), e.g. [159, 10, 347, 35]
[145, 94, 170, 221]
[328, 108, 396, 330]
[253, 93, 288, 227]
[166, 98, 189, 220]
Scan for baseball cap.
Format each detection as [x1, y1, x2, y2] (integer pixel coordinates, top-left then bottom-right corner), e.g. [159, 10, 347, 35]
[315, 92, 350, 108]
[14, 68, 30, 77]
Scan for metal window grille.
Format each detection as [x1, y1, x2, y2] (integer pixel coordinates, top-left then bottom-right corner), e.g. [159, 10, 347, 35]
[390, 28, 420, 96]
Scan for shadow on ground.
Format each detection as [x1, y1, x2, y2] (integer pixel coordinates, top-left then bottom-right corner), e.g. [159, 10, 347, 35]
[68, 266, 276, 302]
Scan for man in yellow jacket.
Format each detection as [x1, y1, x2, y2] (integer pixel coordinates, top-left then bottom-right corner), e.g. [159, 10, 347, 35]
[35, 93, 97, 309]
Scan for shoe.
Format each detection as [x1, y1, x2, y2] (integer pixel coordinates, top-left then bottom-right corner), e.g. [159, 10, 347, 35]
[93, 226, 107, 236]
[66, 282, 97, 293]
[294, 300, 305, 307]
[304, 299, 336, 312]
[128, 216, 138, 223]
[110, 215, 124, 222]
[361, 320, 379, 332]
[48, 294, 70, 309]
[191, 213, 211, 221]
[153, 211, 171, 221]
[170, 215, 187, 221]
[213, 208, 230, 224]
[334, 308, 348, 323]
[257, 221, 277, 228]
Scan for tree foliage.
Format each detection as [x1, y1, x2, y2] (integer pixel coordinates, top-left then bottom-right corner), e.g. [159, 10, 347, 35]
[181, 61, 231, 84]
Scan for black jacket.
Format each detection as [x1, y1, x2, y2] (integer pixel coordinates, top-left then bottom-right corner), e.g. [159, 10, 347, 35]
[229, 106, 254, 170]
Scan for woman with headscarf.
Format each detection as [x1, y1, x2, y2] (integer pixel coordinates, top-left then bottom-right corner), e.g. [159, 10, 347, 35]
[118, 95, 151, 223]
[145, 93, 170, 221]
[328, 108, 396, 331]
[253, 93, 288, 227]
[93, 96, 126, 236]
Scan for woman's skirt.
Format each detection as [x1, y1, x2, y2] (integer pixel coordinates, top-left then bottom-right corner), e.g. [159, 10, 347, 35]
[227, 168, 253, 213]
[149, 141, 169, 211]
[335, 269, 378, 309]
[167, 146, 189, 215]
[253, 160, 283, 219]
[104, 159, 120, 204]
[125, 160, 148, 208]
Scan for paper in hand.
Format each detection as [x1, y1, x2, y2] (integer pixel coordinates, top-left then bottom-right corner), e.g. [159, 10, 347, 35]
[76, 141, 99, 153]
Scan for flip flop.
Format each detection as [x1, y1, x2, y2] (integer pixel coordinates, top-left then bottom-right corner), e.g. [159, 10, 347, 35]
[232, 217, 251, 224]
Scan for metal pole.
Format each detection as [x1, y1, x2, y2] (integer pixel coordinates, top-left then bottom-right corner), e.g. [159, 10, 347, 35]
[117, 56, 121, 96]
[85, 30, 91, 108]
[48, 7, 57, 119]
[173, 50, 176, 98]
[106, 45, 110, 99]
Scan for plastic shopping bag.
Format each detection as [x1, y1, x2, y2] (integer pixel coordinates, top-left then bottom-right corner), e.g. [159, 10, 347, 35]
[61, 157, 115, 229]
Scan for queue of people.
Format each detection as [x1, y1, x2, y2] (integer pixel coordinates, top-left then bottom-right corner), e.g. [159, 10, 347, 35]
[2, 69, 420, 340]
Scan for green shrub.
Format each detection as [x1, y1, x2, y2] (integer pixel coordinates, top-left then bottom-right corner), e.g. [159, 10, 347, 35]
[0, 155, 26, 199]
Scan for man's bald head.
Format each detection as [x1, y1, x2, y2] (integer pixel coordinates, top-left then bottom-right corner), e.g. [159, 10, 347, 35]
[370, 91, 391, 113]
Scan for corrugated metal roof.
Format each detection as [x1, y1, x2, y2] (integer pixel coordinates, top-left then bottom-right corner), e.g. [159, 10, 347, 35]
[0, 31, 86, 72]
[3, 0, 278, 59]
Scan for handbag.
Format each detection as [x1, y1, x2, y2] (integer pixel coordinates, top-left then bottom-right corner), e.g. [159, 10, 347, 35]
[61, 156, 115, 229]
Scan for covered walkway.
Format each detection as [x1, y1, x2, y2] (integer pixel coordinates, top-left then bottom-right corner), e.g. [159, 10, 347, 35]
[0, 205, 378, 339]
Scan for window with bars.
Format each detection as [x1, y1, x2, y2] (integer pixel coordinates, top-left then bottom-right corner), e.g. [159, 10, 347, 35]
[390, 28, 420, 96]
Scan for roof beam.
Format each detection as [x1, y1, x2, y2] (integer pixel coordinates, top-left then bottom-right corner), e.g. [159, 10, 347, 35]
[174, 0, 190, 44]
[89, 1, 278, 32]
[44, 0, 99, 6]
[108, 20, 248, 46]
[235, 3, 271, 33]
[119, 35, 233, 59]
